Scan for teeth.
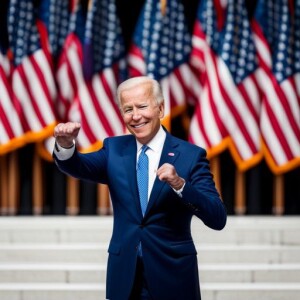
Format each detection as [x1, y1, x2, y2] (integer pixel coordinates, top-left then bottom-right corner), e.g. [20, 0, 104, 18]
[133, 123, 145, 128]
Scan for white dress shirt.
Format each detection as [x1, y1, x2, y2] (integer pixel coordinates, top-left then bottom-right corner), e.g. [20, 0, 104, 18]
[54, 141, 75, 160]
[136, 126, 166, 201]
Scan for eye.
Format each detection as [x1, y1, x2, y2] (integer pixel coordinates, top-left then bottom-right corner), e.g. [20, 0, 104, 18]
[139, 105, 148, 110]
[124, 108, 133, 114]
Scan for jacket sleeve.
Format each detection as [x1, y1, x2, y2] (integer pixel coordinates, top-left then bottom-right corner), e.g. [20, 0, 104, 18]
[53, 139, 109, 185]
[180, 148, 227, 230]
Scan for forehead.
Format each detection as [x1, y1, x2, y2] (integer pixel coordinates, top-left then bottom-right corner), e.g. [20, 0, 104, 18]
[120, 82, 153, 102]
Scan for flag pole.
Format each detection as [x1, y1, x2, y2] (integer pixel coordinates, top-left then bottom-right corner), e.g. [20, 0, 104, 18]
[67, 176, 79, 215]
[235, 169, 246, 215]
[8, 151, 19, 215]
[0, 155, 9, 215]
[273, 174, 284, 215]
[160, 0, 167, 15]
[32, 148, 43, 215]
[210, 156, 222, 199]
[97, 184, 111, 215]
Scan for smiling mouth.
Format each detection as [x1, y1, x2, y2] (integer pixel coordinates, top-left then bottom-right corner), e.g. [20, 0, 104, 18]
[132, 123, 147, 128]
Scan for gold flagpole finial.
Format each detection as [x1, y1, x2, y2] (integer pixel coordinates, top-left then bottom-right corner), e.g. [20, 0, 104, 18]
[160, 0, 167, 15]
[88, 0, 93, 11]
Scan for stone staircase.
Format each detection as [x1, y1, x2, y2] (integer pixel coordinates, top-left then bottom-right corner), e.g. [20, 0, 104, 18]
[0, 216, 299, 300]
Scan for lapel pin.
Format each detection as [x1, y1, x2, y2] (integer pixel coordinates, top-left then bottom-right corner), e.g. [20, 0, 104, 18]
[168, 152, 175, 156]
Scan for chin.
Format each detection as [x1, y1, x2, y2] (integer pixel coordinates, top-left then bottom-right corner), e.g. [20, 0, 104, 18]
[135, 134, 150, 144]
[135, 134, 147, 141]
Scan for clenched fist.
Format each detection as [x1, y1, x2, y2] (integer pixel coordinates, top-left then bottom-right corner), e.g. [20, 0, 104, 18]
[54, 122, 81, 148]
[156, 163, 185, 191]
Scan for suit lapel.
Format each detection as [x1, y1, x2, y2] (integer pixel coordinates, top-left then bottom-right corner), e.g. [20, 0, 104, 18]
[122, 138, 143, 217]
[145, 133, 180, 216]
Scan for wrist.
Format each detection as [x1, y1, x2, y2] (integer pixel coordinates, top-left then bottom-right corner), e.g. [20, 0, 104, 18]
[172, 179, 185, 198]
[172, 178, 185, 191]
[55, 140, 75, 152]
[55, 140, 75, 149]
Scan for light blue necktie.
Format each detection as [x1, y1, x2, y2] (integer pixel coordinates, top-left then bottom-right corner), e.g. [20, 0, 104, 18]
[137, 145, 149, 216]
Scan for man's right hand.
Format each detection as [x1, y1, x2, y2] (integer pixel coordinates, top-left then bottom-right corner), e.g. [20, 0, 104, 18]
[54, 122, 81, 148]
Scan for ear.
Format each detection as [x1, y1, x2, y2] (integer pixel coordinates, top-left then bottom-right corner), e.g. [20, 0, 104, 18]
[158, 102, 164, 119]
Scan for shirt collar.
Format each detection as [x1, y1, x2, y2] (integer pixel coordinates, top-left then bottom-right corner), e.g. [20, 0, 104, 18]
[136, 126, 166, 153]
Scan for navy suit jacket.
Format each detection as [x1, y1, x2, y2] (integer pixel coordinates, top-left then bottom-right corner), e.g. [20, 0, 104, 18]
[54, 130, 227, 300]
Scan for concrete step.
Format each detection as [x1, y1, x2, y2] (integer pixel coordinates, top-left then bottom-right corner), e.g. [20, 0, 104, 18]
[0, 263, 299, 283]
[0, 282, 299, 300]
[201, 283, 300, 300]
[0, 216, 299, 245]
[0, 216, 299, 299]
[0, 243, 300, 264]
[0, 283, 105, 300]
[0, 263, 106, 284]
[0, 243, 108, 264]
[199, 264, 300, 283]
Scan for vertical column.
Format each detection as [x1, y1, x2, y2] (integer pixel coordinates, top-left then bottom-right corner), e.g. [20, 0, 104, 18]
[97, 184, 111, 215]
[32, 150, 43, 215]
[235, 170, 246, 215]
[0, 155, 8, 215]
[8, 152, 19, 215]
[273, 174, 284, 215]
[210, 156, 222, 198]
[67, 177, 79, 215]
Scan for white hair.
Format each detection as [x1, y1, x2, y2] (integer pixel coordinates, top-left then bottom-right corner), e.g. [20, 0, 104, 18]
[116, 76, 164, 107]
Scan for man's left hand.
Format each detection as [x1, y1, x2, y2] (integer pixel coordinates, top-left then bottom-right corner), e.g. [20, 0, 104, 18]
[157, 163, 185, 191]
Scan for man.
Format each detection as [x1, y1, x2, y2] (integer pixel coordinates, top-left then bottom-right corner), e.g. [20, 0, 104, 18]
[53, 76, 227, 300]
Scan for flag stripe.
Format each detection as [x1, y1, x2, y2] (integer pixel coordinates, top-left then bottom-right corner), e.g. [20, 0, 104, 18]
[128, 45, 146, 76]
[28, 53, 56, 123]
[0, 105, 14, 140]
[189, 0, 261, 169]
[218, 60, 259, 155]
[8, 0, 57, 145]
[253, 0, 300, 173]
[13, 70, 43, 131]
[128, 0, 193, 126]
[256, 69, 300, 157]
[239, 75, 260, 119]
[16, 58, 50, 128]
[57, 34, 84, 121]
[260, 104, 288, 165]
[69, 0, 126, 151]
[78, 83, 107, 141]
[0, 67, 23, 140]
[263, 100, 294, 161]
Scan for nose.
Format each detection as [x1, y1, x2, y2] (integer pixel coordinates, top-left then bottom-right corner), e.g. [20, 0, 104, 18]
[132, 108, 141, 120]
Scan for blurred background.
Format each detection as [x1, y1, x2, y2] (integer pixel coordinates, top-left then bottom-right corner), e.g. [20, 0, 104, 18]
[1, 1, 300, 299]
[0, 0, 300, 217]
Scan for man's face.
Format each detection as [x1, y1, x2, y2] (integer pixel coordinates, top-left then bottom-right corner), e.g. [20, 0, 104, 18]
[120, 81, 164, 145]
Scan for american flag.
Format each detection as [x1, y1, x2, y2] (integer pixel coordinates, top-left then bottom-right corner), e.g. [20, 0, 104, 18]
[36, 0, 76, 159]
[7, 0, 57, 142]
[71, 0, 127, 152]
[252, 0, 300, 174]
[38, 0, 70, 59]
[56, 0, 86, 122]
[189, 0, 262, 171]
[38, 1, 87, 160]
[0, 45, 25, 154]
[128, 0, 195, 128]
